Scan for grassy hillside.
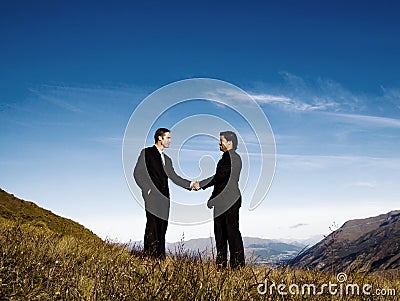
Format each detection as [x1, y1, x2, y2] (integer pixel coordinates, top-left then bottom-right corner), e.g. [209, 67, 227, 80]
[0, 189, 398, 300]
[0, 188, 99, 241]
[1, 219, 399, 300]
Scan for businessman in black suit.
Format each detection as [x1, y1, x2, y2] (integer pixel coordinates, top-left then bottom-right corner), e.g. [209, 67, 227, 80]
[134, 128, 194, 259]
[199, 131, 245, 269]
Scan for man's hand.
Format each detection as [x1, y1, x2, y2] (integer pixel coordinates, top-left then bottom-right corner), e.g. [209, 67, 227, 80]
[190, 180, 200, 191]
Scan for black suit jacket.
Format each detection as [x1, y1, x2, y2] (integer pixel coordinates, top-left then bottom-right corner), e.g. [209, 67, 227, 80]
[134, 145, 191, 219]
[200, 149, 242, 212]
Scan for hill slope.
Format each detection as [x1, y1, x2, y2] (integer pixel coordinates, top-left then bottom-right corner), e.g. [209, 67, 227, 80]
[1, 189, 399, 299]
[0, 188, 99, 241]
[290, 210, 400, 273]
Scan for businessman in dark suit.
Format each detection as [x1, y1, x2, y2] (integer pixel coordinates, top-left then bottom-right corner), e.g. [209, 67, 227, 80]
[199, 131, 245, 269]
[134, 128, 194, 259]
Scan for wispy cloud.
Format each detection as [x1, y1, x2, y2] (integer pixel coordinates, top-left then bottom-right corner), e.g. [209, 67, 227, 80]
[30, 88, 82, 113]
[206, 88, 331, 112]
[246, 72, 400, 117]
[326, 112, 400, 128]
[249, 92, 337, 112]
[178, 74, 400, 118]
[381, 86, 400, 109]
[346, 181, 377, 189]
[250, 94, 292, 103]
[290, 223, 309, 229]
[28, 84, 147, 117]
[277, 153, 400, 170]
[204, 73, 360, 113]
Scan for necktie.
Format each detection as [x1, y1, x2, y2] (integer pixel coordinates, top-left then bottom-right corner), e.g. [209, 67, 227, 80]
[160, 152, 165, 165]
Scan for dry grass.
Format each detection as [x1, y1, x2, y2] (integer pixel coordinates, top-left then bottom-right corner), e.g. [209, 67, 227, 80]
[1, 219, 399, 300]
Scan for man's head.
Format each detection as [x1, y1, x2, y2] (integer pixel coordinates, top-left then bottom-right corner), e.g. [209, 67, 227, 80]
[219, 131, 238, 152]
[154, 128, 171, 149]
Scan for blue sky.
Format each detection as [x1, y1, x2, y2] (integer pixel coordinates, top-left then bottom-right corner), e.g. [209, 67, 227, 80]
[1, 1, 399, 243]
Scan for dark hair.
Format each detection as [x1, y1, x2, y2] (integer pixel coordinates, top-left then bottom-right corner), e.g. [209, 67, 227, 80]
[220, 131, 238, 150]
[154, 128, 170, 143]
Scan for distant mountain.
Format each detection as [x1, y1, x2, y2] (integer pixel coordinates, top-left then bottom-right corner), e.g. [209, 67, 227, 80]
[0, 188, 100, 241]
[167, 236, 307, 265]
[275, 235, 324, 248]
[290, 210, 400, 273]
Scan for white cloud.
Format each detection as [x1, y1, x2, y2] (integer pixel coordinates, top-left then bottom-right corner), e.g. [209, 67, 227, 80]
[246, 72, 398, 116]
[250, 94, 292, 103]
[250, 93, 323, 112]
[290, 223, 309, 229]
[209, 88, 336, 112]
[346, 181, 377, 189]
[277, 153, 400, 170]
[30, 88, 82, 113]
[381, 86, 400, 106]
[327, 112, 400, 128]
[206, 74, 358, 113]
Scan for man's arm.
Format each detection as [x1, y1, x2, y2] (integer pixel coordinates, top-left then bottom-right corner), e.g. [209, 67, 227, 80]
[133, 149, 151, 193]
[199, 159, 230, 189]
[164, 156, 191, 190]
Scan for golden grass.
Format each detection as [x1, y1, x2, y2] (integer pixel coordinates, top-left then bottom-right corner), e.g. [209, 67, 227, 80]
[1, 219, 398, 300]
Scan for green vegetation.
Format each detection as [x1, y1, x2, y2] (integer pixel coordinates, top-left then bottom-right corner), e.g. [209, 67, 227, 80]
[0, 189, 99, 242]
[1, 220, 399, 300]
[0, 189, 398, 300]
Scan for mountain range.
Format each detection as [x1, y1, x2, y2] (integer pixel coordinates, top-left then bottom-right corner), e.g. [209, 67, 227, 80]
[166, 236, 314, 265]
[1, 188, 399, 272]
[290, 210, 400, 273]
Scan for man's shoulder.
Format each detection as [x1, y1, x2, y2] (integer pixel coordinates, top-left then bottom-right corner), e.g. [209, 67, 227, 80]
[140, 146, 158, 157]
[226, 150, 241, 159]
[232, 150, 241, 157]
[143, 145, 157, 152]
[163, 152, 172, 163]
[230, 150, 242, 164]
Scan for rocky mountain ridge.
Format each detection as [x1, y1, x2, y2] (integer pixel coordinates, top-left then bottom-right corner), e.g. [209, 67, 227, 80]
[290, 210, 400, 273]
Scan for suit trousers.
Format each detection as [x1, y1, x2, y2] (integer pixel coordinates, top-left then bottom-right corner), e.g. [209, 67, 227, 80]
[214, 199, 245, 269]
[144, 210, 168, 259]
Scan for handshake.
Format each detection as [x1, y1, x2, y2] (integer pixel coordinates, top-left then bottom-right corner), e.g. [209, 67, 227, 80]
[190, 180, 201, 191]
[190, 180, 212, 208]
